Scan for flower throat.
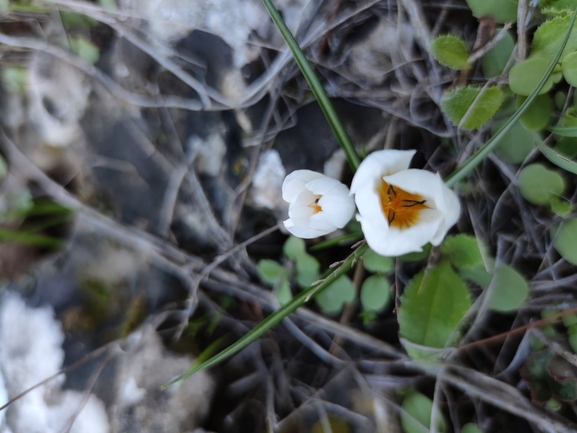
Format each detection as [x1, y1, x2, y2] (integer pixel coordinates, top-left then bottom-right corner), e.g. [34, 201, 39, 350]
[378, 180, 428, 229]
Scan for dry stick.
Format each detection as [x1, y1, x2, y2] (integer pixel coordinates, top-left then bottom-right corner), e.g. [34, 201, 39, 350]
[443, 369, 577, 433]
[468, 23, 513, 64]
[517, 0, 529, 61]
[457, 306, 577, 353]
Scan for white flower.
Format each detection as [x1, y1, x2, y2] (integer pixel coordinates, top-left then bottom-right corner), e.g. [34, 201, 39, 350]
[350, 149, 460, 256]
[282, 170, 355, 239]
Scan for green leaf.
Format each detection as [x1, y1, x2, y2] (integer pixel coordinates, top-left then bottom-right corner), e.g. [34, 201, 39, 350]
[441, 86, 504, 130]
[399, 261, 471, 358]
[257, 260, 286, 286]
[509, 57, 558, 96]
[441, 234, 484, 269]
[430, 35, 470, 70]
[360, 275, 391, 313]
[401, 392, 447, 433]
[518, 163, 566, 205]
[295, 254, 320, 288]
[283, 236, 320, 288]
[459, 263, 494, 288]
[465, 0, 518, 22]
[554, 218, 577, 265]
[482, 30, 515, 77]
[283, 236, 306, 260]
[562, 313, 577, 327]
[400, 243, 431, 263]
[493, 119, 538, 164]
[1, 67, 27, 94]
[70, 36, 100, 64]
[487, 264, 529, 312]
[521, 350, 554, 403]
[532, 14, 577, 59]
[0, 0, 8, 13]
[537, 138, 577, 174]
[315, 275, 356, 315]
[518, 94, 552, 131]
[363, 249, 394, 273]
[276, 276, 293, 305]
[562, 51, 577, 86]
[462, 423, 483, 433]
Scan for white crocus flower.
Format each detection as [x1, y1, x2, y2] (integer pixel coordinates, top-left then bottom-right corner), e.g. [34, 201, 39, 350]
[350, 149, 460, 256]
[282, 170, 355, 239]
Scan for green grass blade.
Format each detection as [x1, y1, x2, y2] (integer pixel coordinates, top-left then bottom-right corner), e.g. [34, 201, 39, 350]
[536, 138, 577, 174]
[163, 243, 368, 387]
[260, 0, 361, 172]
[548, 125, 577, 137]
[445, 8, 577, 188]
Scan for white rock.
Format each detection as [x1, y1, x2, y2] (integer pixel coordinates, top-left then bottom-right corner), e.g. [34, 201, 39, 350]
[251, 149, 287, 210]
[27, 52, 90, 147]
[0, 292, 110, 433]
[188, 131, 227, 177]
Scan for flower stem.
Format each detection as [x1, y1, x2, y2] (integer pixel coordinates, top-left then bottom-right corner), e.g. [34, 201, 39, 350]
[163, 242, 368, 386]
[260, 0, 361, 172]
[446, 7, 577, 188]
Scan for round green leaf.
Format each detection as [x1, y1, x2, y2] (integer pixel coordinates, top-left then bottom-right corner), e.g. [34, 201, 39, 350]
[555, 91, 567, 110]
[295, 254, 320, 288]
[493, 119, 537, 163]
[399, 261, 471, 356]
[465, 0, 518, 22]
[482, 30, 515, 78]
[363, 249, 394, 273]
[401, 392, 447, 433]
[487, 264, 529, 312]
[430, 35, 470, 70]
[276, 276, 293, 306]
[441, 234, 484, 269]
[554, 218, 577, 265]
[257, 260, 286, 286]
[518, 94, 552, 131]
[70, 36, 100, 64]
[315, 275, 356, 315]
[462, 423, 483, 433]
[360, 275, 391, 313]
[441, 86, 504, 130]
[509, 57, 556, 96]
[283, 236, 306, 260]
[518, 163, 565, 205]
[562, 51, 577, 87]
[550, 197, 572, 216]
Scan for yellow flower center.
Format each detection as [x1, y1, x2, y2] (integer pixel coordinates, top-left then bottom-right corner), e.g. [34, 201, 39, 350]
[377, 180, 428, 229]
[311, 197, 322, 214]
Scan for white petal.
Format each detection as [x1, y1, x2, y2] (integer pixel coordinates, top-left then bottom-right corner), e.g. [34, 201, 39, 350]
[282, 170, 324, 202]
[354, 186, 388, 228]
[383, 169, 443, 206]
[309, 212, 338, 231]
[430, 183, 461, 245]
[359, 209, 443, 256]
[283, 219, 329, 239]
[305, 176, 342, 195]
[318, 189, 355, 228]
[350, 149, 416, 195]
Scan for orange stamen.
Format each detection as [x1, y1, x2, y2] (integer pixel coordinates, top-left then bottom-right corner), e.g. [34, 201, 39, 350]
[377, 180, 428, 229]
[311, 198, 322, 214]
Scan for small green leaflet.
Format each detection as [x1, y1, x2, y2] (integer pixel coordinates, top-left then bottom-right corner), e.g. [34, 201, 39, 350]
[398, 261, 471, 359]
[518, 163, 565, 205]
[401, 391, 447, 433]
[554, 218, 577, 265]
[430, 35, 470, 70]
[486, 264, 529, 312]
[441, 86, 504, 130]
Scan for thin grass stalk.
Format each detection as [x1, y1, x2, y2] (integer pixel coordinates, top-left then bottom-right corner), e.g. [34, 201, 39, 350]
[260, 0, 361, 171]
[164, 243, 368, 386]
